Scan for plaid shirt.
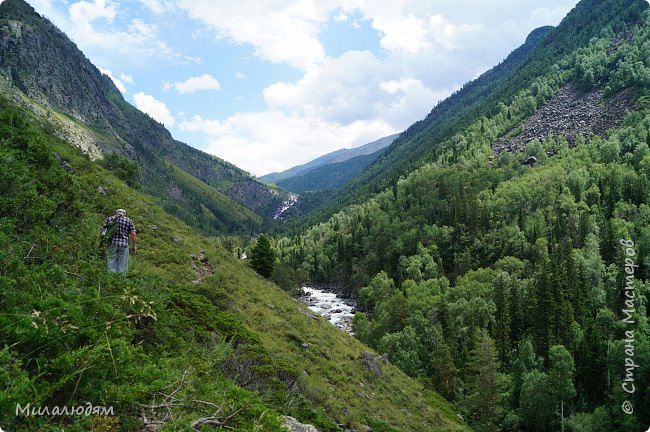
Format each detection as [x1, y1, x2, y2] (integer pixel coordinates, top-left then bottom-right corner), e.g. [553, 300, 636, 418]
[104, 215, 136, 248]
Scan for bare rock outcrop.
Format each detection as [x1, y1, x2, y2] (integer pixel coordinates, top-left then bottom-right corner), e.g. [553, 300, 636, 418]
[494, 84, 636, 154]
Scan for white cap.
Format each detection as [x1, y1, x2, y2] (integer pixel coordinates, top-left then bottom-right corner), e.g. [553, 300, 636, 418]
[116, 209, 126, 215]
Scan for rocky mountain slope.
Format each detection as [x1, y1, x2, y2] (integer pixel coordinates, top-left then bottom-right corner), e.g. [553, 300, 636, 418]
[494, 83, 637, 154]
[0, 0, 283, 234]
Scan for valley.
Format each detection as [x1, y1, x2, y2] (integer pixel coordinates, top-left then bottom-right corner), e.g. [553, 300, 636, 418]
[1, 0, 650, 431]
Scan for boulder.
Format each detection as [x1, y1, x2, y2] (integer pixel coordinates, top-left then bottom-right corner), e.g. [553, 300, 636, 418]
[360, 352, 382, 377]
[522, 156, 537, 166]
[283, 416, 320, 432]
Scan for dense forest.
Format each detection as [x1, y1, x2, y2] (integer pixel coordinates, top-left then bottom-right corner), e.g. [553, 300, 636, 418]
[274, 10, 650, 432]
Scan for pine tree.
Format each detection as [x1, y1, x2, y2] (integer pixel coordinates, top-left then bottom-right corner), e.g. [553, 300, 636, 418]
[463, 331, 499, 432]
[250, 235, 276, 278]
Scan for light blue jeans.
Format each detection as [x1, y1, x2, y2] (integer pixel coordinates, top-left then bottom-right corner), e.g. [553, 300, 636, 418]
[107, 245, 129, 273]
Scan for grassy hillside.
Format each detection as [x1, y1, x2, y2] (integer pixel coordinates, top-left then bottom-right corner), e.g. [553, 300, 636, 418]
[0, 99, 468, 431]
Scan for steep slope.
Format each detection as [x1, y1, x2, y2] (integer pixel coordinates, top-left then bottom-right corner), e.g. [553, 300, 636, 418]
[261, 134, 399, 184]
[0, 0, 283, 234]
[0, 100, 468, 431]
[277, 3, 650, 431]
[294, 0, 647, 226]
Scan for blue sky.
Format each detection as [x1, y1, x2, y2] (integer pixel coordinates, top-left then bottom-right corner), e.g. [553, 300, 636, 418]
[19, 0, 579, 176]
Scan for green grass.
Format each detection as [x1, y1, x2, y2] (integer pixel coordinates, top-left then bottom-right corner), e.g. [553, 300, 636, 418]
[0, 101, 469, 431]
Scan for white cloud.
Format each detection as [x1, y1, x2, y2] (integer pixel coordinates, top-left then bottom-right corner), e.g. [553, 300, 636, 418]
[262, 50, 452, 129]
[165, 74, 221, 94]
[98, 67, 126, 93]
[61, 0, 191, 66]
[373, 14, 429, 53]
[427, 14, 485, 50]
[69, 0, 115, 25]
[133, 92, 176, 126]
[120, 73, 134, 84]
[180, 111, 396, 176]
[176, 0, 328, 70]
[333, 11, 348, 22]
[235, 72, 247, 80]
[379, 78, 420, 94]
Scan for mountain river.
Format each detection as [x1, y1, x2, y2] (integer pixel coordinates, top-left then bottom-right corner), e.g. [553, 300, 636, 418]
[299, 287, 356, 334]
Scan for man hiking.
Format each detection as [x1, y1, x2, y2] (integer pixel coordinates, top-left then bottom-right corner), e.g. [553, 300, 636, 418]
[100, 209, 137, 273]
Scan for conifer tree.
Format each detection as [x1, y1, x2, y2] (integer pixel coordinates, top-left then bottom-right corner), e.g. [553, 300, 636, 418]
[464, 331, 499, 432]
[250, 235, 276, 278]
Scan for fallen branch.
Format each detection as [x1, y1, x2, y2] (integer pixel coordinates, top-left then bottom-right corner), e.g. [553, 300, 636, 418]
[190, 416, 234, 430]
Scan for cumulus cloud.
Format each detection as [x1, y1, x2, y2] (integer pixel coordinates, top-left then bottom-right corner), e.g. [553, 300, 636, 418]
[179, 111, 397, 176]
[164, 74, 221, 94]
[262, 50, 454, 129]
[133, 92, 175, 126]
[379, 78, 421, 94]
[427, 14, 485, 50]
[170, 1, 577, 174]
[373, 14, 429, 53]
[176, 0, 328, 70]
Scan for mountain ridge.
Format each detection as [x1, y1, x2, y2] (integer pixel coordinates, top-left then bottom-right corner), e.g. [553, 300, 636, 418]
[261, 133, 399, 184]
[273, 151, 385, 194]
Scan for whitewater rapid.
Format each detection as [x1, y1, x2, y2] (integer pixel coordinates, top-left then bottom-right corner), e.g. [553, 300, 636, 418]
[299, 287, 356, 334]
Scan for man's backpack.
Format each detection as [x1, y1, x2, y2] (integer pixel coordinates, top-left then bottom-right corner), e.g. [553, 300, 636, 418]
[100, 217, 120, 246]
